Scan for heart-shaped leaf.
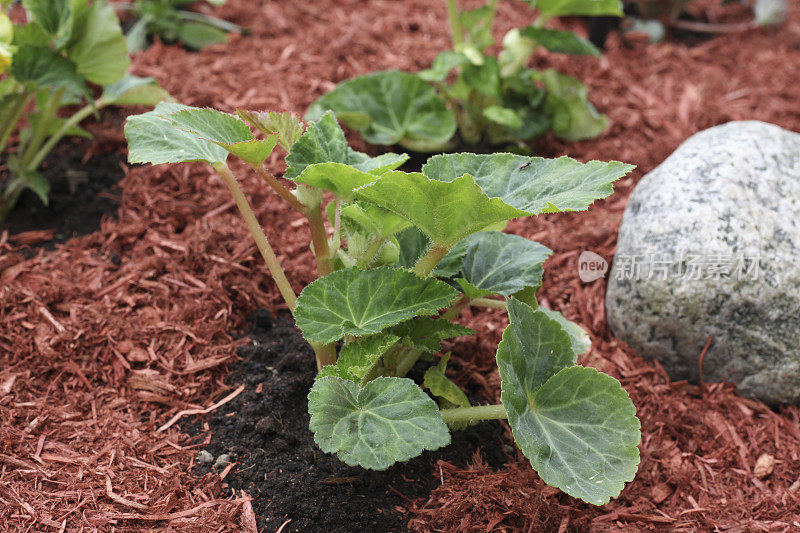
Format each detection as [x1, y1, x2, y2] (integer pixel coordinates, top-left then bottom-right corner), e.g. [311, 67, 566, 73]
[165, 107, 278, 165]
[308, 376, 451, 470]
[67, 0, 129, 86]
[125, 103, 229, 165]
[294, 267, 458, 344]
[10, 45, 86, 97]
[458, 231, 552, 297]
[497, 298, 640, 505]
[519, 27, 600, 56]
[355, 172, 526, 248]
[305, 70, 456, 152]
[319, 333, 400, 383]
[422, 153, 633, 214]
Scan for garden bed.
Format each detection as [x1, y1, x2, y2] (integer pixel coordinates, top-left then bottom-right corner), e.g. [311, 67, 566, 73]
[2, 0, 800, 531]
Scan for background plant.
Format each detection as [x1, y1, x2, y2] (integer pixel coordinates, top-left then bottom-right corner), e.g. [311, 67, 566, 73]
[0, 0, 169, 221]
[125, 104, 640, 505]
[306, 0, 624, 152]
[118, 0, 241, 52]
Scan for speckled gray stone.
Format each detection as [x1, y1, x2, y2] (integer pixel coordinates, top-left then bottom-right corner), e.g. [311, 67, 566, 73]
[606, 121, 800, 405]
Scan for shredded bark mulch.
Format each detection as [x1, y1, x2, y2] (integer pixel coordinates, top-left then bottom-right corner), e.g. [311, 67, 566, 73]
[2, 0, 800, 531]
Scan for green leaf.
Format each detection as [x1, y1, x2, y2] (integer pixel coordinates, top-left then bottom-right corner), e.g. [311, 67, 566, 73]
[294, 267, 458, 344]
[10, 45, 86, 96]
[308, 376, 451, 470]
[459, 6, 495, 50]
[101, 74, 170, 106]
[305, 70, 456, 152]
[285, 111, 408, 181]
[518, 27, 600, 56]
[418, 51, 470, 82]
[539, 306, 591, 357]
[355, 172, 526, 248]
[386, 317, 474, 353]
[422, 152, 633, 214]
[483, 106, 524, 129]
[165, 107, 278, 165]
[319, 334, 400, 383]
[175, 21, 228, 50]
[497, 298, 639, 504]
[533, 0, 624, 18]
[498, 298, 576, 392]
[236, 109, 305, 152]
[504, 366, 640, 504]
[67, 0, 129, 86]
[462, 56, 501, 100]
[540, 70, 607, 142]
[339, 202, 411, 239]
[11, 22, 50, 47]
[424, 354, 471, 409]
[458, 231, 551, 297]
[23, 169, 49, 204]
[22, 0, 72, 48]
[124, 102, 229, 165]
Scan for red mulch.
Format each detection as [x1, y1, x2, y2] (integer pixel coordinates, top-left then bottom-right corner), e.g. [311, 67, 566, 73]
[2, 0, 800, 531]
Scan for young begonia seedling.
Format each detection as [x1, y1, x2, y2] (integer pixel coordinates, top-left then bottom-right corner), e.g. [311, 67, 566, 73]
[125, 104, 640, 505]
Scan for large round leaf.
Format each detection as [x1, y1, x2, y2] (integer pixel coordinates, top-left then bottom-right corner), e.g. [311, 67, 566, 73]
[308, 376, 451, 470]
[294, 267, 458, 344]
[305, 70, 456, 152]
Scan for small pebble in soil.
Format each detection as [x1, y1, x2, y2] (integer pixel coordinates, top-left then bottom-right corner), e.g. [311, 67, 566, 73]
[196, 450, 214, 464]
[213, 453, 232, 469]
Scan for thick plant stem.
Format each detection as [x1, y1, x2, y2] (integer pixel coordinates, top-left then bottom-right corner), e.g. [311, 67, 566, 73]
[440, 404, 508, 426]
[249, 164, 305, 212]
[310, 342, 337, 370]
[470, 297, 507, 310]
[213, 163, 297, 311]
[413, 244, 450, 278]
[306, 206, 333, 277]
[393, 346, 425, 378]
[445, 0, 463, 47]
[21, 88, 64, 169]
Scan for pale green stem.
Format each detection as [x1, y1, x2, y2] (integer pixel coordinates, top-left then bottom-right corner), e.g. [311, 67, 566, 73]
[393, 346, 425, 379]
[440, 294, 470, 321]
[412, 244, 450, 278]
[21, 88, 65, 169]
[0, 88, 31, 156]
[249, 164, 305, 212]
[439, 404, 508, 426]
[26, 100, 97, 172]
[470, 297, 507, 310]
[445, 0, 463, 47]
[213, 163, 297, 311]
[306, 206, 333, 277]
[329, 199, 342, 256]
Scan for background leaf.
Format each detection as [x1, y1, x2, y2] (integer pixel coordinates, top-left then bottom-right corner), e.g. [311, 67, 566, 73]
[305, 70, 456, 151]
[294, 267, 458, 344]
[308, 376, 451, 470]
[22, 0, 73, 48]
[540, 70, 608, 141]
[422, 152, 633, 214]
[518, 27, 600, 56]
[101, 74, 170, 106]
[67, 0, 129, 86]
[10, 45, 86, 96]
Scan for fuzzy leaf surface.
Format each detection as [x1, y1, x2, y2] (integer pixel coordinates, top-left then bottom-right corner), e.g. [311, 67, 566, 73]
[125, 103, 229, 165]
[386, 318, 474, 353]
[294, 267, 458, 344]
[422, 153, 633, 214]
[518, 27, 600, 56]
[497, 299, 639, 504]
[502, 366, 640, 504]
[319, 334, 400, 383]
[285, 111, 407, 181]
[308, 376, 451, 470]
[459, 231, 551, 297]
[166, 107, 278, 165]
[236, 109, 304, 151]
[355, 172, 526, 247]
[305, 70, 456, 151]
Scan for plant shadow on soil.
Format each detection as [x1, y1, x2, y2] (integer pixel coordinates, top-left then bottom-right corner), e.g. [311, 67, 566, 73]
[1, 137, 125, 249]
[187, 310, 509, 533]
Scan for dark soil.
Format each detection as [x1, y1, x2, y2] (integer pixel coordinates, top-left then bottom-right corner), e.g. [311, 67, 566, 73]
[190, 310, 508, 533]
[1, 137, 126, 247]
